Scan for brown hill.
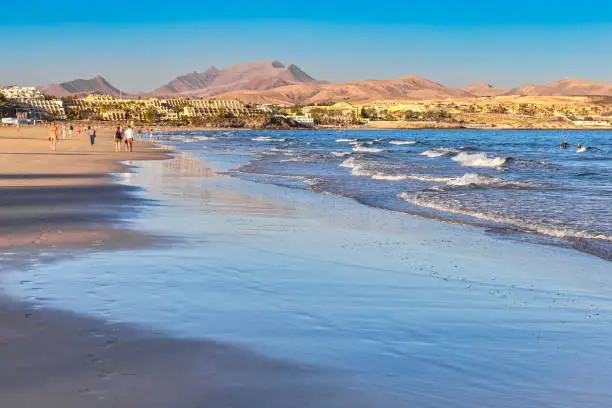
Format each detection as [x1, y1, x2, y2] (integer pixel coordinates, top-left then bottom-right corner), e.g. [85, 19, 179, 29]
[502, 78, 612, 96]
[39, 75, 124, 97]
[216, 75, 474, 104]
[154, 61, 318, 97]
[463, 82, 509, 97]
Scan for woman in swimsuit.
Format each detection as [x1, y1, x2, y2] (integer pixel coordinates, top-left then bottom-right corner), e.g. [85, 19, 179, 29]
[48, 122, 58, 151]
[114, 126, 123, 152]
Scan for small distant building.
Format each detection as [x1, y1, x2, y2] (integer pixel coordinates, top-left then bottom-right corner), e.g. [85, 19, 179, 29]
[289, 115, 315, 126]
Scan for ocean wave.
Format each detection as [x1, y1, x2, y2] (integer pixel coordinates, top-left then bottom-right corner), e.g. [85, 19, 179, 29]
[340, 157, 451, 182]
[389, 140, 418, 145]
[452, 152, 510, 168]
[399, 192, 612, 242]
[443, 173, 544, 189]
[331, 151, 352, 157]
[253, 136, 288, 142]
[353, 145, 387, 153]
[336, 138, 358, 143]
[280, 157, 306, 163]
[420, 148, 460, 158]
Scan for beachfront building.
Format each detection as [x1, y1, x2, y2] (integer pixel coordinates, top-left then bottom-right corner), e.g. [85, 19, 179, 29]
[303, 102, 361, 124]
[100, 109, 128, 121]
[288, 115, 315, 126]
[65, 94, 251, 121]
[0, 86, 66, 119]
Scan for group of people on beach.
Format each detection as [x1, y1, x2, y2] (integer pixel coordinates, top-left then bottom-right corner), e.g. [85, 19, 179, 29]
[47, 122, 154, 152]
[114, 126, 155, 152]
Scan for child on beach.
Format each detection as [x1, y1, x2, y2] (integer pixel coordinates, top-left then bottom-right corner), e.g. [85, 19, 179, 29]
[114, 126, 123, 152]
[48, 122, 58, 151]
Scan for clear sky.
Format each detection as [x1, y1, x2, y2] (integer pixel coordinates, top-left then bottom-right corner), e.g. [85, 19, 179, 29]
[1, 0, 611, 92]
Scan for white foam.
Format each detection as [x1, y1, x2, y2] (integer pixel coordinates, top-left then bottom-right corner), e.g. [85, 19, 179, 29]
[340, 157, 451, 182]
[331, 151, 352, 157]
[280, 157, 304, 163]
[420, 148, 459, 158]
[253, 136, 287, 142]
[577, 147, 589, 153]
[336, 138, 357, 143]
[389, 140, 417, 145]
[444, 173, 541, 189]
[452, 152, 509, 168]
[353, 145, 386, 153]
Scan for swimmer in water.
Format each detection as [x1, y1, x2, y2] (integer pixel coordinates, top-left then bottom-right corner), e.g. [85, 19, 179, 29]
[577, 143, 582, 149]
[561, 141, 568, 149]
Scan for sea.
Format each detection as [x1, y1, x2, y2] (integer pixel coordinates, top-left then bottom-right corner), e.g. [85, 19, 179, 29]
[3, 129, 612, 407]
[168, 129, 612, 260]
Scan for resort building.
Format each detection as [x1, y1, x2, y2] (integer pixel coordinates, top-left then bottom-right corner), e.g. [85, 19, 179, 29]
[0, 86, 66, 119]
[288, 115, 315, 126]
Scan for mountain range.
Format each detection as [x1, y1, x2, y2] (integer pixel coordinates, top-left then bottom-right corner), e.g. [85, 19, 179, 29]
[36, 61, 612, 104]
[39, 75, 124, 98]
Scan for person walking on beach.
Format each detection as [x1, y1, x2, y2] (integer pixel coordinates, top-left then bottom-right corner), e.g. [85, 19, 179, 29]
[125, 126, 135, 152]
[69, 124, 74, 138]
[138, 127, 143, 140]
[87, 126, 96, 151]
[48, 122, 58, 151]
[114, 126, 123, 152]
[76, 125, 81, 137]
[61, 124, 67, 139]
[149, 128, 154, 142]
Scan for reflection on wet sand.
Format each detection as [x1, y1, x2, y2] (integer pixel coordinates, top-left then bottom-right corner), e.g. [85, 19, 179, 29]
[130, 155, 299, 219]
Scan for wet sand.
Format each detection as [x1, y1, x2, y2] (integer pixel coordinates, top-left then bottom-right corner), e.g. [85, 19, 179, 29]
[0, 125, 379, 407]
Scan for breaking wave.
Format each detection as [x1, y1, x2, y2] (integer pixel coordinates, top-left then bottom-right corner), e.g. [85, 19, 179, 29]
[399, 191, 612, 242]
[340, 157, 452, 182]
[331, 151, 352, 157]
[452, 152, 510, 168]
[420, 148, 460, 158]
[353, 145, 387, 153]
[253, 136, 288, 142]
[389, 140, 418, 145]
[441, 173, 545, 189]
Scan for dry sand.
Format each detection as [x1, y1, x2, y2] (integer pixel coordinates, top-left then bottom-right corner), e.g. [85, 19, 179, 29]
[0, 125, 373, 408]
[0, 125, 169, 250]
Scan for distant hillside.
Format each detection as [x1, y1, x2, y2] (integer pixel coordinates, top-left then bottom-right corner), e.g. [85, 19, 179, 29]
[154, 61, 318, 97]
[502, 78, 612, 97]
[39, 75, 124, 97]
[463, 83, 509, 97]
[215, 75, 474, 104]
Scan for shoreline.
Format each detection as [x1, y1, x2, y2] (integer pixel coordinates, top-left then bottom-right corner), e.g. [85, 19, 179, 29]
[17, 121, 612, 133]
[0, 126, 379, 407]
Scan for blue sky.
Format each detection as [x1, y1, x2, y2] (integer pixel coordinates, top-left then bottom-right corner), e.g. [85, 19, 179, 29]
[1, 0, 611, 92]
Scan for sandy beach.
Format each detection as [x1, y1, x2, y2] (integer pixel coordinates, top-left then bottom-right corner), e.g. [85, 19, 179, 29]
[0, 125, 382, 408]
[0, 125, 180, 407]
[0, 125, 170, 250]
[2, 125, 611, 407]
